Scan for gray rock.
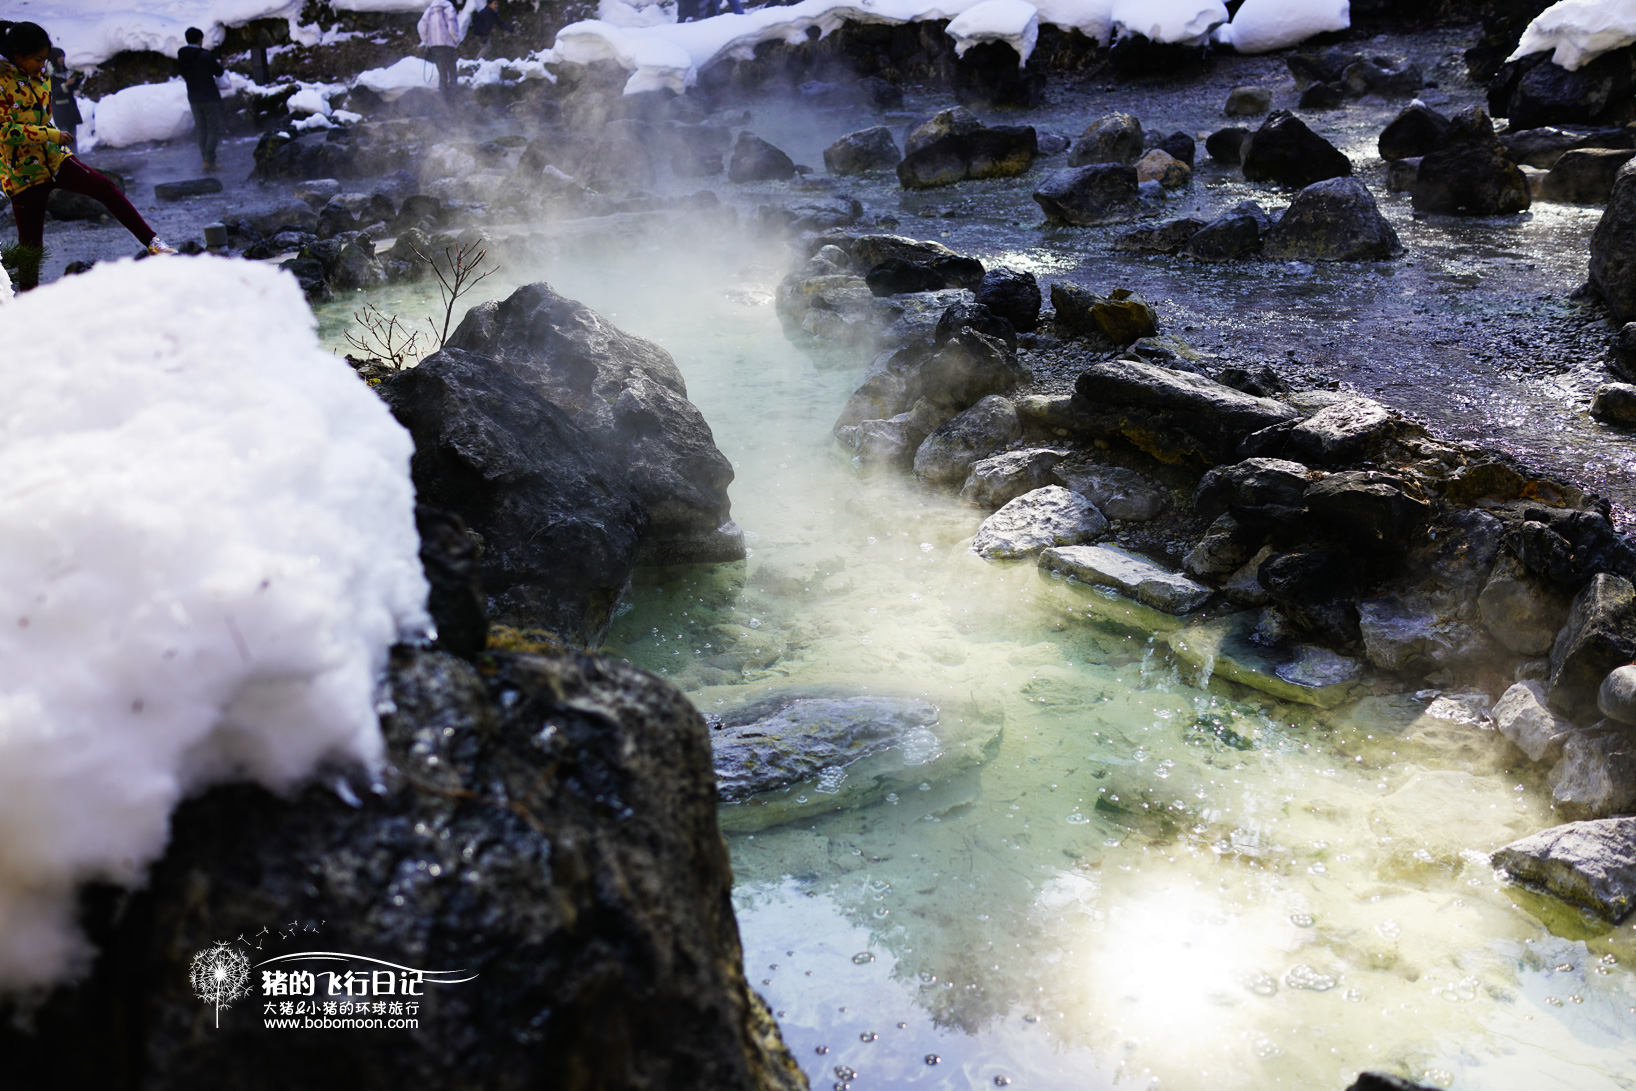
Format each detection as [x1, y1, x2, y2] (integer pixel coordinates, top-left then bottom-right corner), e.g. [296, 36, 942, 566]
[1378, 102, 1449, 160]
[1038, 544, 1212, 614]
[1549, 727, 1636, 819]
[1549, 573, 1636, 720]
[1185, 513, 1257, 579]
[1051, 458, 1167, 521]
[1068, 112, 1144, 166]
[1032, 164, 1143, 226]
[1113, 217, 1208, 255]
[823, 125, 902, 175]
[1412, 107, 1530, 216]
[1493, 680, 1576, 763]
[1180, 203, 1265, 262]
[1303, 471, 1431, 550]
[1240, 396, 1409, 465]
[1493, 817, 1636, 922]
[1591, 381, 1636, 424]
[1225, 86, 1273, 117]
[292, 177, 343, 206]
[972, 485, 1108, 560]
[838, 415, 922, 471]
[1542, 148, 1636, 203]
[835, 367, 909, 432]
[710, 691, 1000, 832]
[914, 395, 1021, 486]
[1341, 57, 1423, 97]
[904, 106, 982, 156]
[1193, 457, 1311, 525]
[975, 266, 1041, 332]
[849, 233, 964, 270]
[960, 446, 1070, 508]
[1260, 177, 1403, 262]
[154, 177, 224, 201]
[1357, 594, 1494, 676]
[728, 131, 797, 183]
[1479, 554, 1571, 656]
[1223, 544, 1276, 606]
[897, 125, 1038, 189]
[1598, 664, 1636, 724]
[1241, 111, 1353, 188]
[1277, 645, 1364, 688]
[905, 328, 1029, 411]
[1074, 361, 1300, 464]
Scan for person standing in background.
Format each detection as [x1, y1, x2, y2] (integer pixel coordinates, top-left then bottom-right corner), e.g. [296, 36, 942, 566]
[469, 0, 513, 60]
[46, 47, 80, 149]
[418, 0, 462, 101]
[175, 27, 224, 171]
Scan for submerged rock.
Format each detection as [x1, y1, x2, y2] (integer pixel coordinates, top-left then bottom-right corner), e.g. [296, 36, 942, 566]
[1260, 177, 1403, 262]
[972, 485, 1108, 560]
[1494, 817, 1636, 922]
[710, 689, 1001, 832]
[1038, 544, 1212, 614]
[1241, 111, 1353, 188]
[1168, 614, 1362, 708]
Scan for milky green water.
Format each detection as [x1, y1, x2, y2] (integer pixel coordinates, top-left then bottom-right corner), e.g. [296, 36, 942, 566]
[319, 219, 1636, 1091]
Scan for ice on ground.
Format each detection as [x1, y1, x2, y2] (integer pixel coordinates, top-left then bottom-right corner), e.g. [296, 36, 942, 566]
[1110, 0, 1228, 44]
[947, 0, 1041, 63]
[0, 257, 428, 991]
[1510, 0, 1636, 71]
[1213, 0, 1350, 53]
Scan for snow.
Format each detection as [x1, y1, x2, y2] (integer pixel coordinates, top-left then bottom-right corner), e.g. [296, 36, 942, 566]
[285, 85, 333, 116]
[1029, 0, 1113, 44]
[1213, 0, 1350, 53]
[83, 79, 195, 149]
[1109, 0, 1227, 45]
[1510, 0, 1636, 71]
[947, 0, 1040, 63]
[355, 54, 444, 99]
[0, 257, 428, 991]
[8, 0, 297, 68]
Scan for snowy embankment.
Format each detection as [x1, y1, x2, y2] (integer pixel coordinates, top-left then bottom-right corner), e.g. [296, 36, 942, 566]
[0, 257, 429, 991]
[1509, 0, 1636, 70]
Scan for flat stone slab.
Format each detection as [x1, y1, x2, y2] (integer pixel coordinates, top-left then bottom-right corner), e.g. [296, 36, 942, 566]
[1039, 544, 1212, 615]
[154, 177, 224, 200]
[1035, 567, 1193, 634]
[1167, 614, 1362, 708]
[1493, 817, 1636, 923]
[971, 485, 1107, 560]
[707, 689, 1001, 832]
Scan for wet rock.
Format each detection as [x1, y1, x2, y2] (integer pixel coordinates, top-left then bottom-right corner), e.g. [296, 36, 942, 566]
[1051, 458, 1167, 521]
[1387, 156, 1422, 192]
[1032, 164, 1142, 225]
[1304, 471, 1431, 550]
[1261, 549, 1362, 644]
[1151, 130, 1196, 168]
[1288, 47, 1363, 87]
[975, 267, 1041, 332]
[906, 328, 1029, 411]
[1184, 513, 1258, 580]
[154, 177, 223, 201]
[1073, 360, 1299, 464]
[1480, 554, 1572, 656]
[277, 256, 332, 304]
[1507, 506, 1636, 588]
[1114, 217, 1208, 255]
[1068, 112, 1144, 166]
[1598, 664, 1636, 724]
[1493, 817, 1636, 923]
[1239, 396, 1408, 465]
[0, 646, 806, 1090]
[1500, 126, 1590, 169]
[961, 447, 1070, 508]
[1379, 102, 1451, 161]
[415, 505, 486, 659]
[1590, 161, 1636, 321]
[728, 131, 797, 183]
[1357, 594, 1493, 676]
[1169, 614, 1361, 707]
[1491, 47, 1636, 131]
[1541, 147, 1636, 203]
[1205, 126, 1252, 165]
[249, 197, 321, 237]
[952, 39, 1044, 109]
[1223, 544, 1276, 606]
[896, 125, 1038, 188]
[1193, 457, 1311, 526]
[292, 177, 342, 206]
[1493, 680, 1575, 763]
[1241, 111, 1353, 188]
[1135, 148, 1190, 189]
[1225, 86, 1272, 117]
[326, 238, 386, 291]
[314, 200, 357, 240]
[710, 690, 1001, 832]
[760, 195, 863, 234]
[1549, 573, 1636, 720]
[1218, 363, 1290, 398]
[936, 301, 1018, 349]
[1412, 107, 1530, 215]
[1297, 81, 1347, 110]
[1180, 202, 1267, 262]
[838, 415, 922, 471]
[1086, 288, 1157, 343]
[1039, 544, 1211, 614]
[440, 282, 742, 569]
[972, 485, 1108, 560]
[823, 126, 901, 175]
[1548, 726, 1636, 819]
[1342, 57, 1423, 98]
[866, 258, 947, 296]
[914, 395, 1021, 486]
[904, 107, 983, 155]
[1261, 177, 1402, 262]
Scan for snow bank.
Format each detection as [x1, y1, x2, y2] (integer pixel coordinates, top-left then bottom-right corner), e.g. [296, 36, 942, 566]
[1029, 0, 1113, 44]
[84, 78, 194, 149]
[356, 54, 444, 100]
[0, 257, 428, 991]
[1109, 0, 1226, 44]
[10, 0, 300, 67]
[1510, 0, 1636, 70]
[947, 0, 1040, 62]
[1213, 0, 1349, 53]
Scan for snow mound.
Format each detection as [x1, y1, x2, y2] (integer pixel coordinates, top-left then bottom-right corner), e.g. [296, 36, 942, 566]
[947, 0, 1041, 62]
[85, 79, 194, 149]
[0, 257, 428, 991]
[355, 55, 444, 100]
[1030, 0, 1114, 44]
[1110, 0, 1227, 44]
[1214, 0, 1350, 53]
[1510, 0, 1636, 71]
[15, 0, 296, 67]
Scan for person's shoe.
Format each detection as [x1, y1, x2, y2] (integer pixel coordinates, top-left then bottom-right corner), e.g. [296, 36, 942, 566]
[147, 237, 178, 255]
[202, 161, 220, 171]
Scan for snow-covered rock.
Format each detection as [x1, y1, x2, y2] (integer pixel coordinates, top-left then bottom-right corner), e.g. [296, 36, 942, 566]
[1214, 0, 1350, 54]
[947, 0, 1040, 63]
[0, 257, 429, 990]
[355, 55, 444, 101]
[84, 78, 194, 149]
[1511, 0, 1636, 72]
[1110, 0, 1227, 45]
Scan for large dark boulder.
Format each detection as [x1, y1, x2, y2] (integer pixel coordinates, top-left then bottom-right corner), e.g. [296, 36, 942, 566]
[1490, 46, 1636, 130]
[1032, 164, 1142, 225]
[1068, 112, 1144, 166]
[440, 283, 743, 569]
[975, 266, 1041, 332]
[1206, 126, 1252, 165]
[1304, 471, 1432, 551]
[1070, 357, 1300, 464]
[865, 258, 947, 296]
[823, 126, 901, 175]
[1549, 573, 1636, 720]
[1114, 217, 1208, 255]
[1590, 160, 1636, 321]
[1378, 102, 1450, 160]
[1193, 457, 1311, 527]
[952, 39, 1045, 108]
[382, 347, 648, 644]
[1261, 177, 1403, 262]
[1180, 202, 1267, 262]
[896, 125, 1038, 188]
[0, 646, 806, 1091]
[728, 132, 797, 183]
[1542, 147, 1636, 203]
[1411, 107, 1531, 215]
[1260, 549, 1364, 644]
[1241, 111, 1353, 188]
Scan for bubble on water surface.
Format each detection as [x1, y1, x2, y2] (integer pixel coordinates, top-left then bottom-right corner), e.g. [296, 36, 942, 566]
[1284, 965, 1338, 992]
[851, 951, 875, 965]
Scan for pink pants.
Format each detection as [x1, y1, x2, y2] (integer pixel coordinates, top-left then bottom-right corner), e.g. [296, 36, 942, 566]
[9, 158, 156, 289]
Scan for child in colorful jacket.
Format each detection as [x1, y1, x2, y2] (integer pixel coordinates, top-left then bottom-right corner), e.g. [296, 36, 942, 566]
[2, 20, 173, 290]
